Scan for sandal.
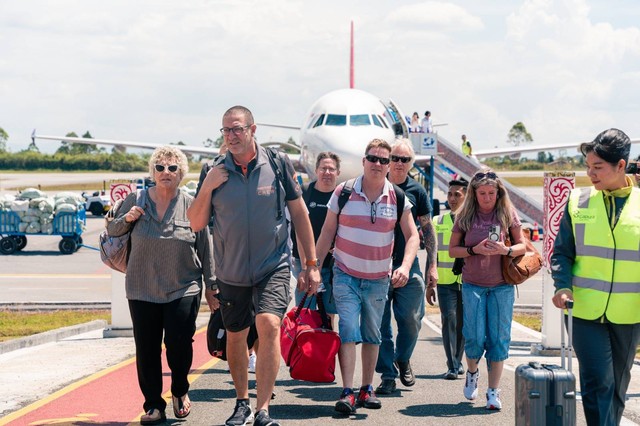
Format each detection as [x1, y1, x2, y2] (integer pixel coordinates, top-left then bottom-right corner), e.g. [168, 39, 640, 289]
[140, 408, 166, 425]
[172, 394, 191, 419]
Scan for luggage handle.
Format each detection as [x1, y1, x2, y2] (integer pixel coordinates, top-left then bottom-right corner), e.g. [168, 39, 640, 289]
[295, 291, 332, 331]
[560, 300, 574, 372]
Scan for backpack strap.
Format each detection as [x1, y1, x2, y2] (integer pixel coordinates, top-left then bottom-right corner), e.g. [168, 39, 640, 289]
[336, 178, 356, 217]
[265, 148, 285, 221]
[302, 181, 315, 206]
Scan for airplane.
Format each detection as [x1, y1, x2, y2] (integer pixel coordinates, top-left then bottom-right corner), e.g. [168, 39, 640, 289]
[33, 21, 640, 185]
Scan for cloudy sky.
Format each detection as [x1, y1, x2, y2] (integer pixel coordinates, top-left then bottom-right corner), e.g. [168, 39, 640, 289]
[2, 0, 639, 158]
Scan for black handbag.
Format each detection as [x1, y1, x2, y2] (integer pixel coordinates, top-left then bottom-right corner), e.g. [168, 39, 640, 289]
[207, 309, 258, 360]
[451, 234, 465, 276]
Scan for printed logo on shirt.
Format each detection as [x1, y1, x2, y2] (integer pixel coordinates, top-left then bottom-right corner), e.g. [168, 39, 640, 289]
[573, 208, 597, 224]
[257, 185, 276, 196]
[379, 206, 395, 218]
[309, 202, 328, 209]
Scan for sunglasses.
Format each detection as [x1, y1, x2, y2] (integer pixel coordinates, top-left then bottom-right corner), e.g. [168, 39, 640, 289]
[155, 164, 179, 173]
[391, 155, 412, 164]
[472, 172, 498, 181]
[365, 154, 390, 165]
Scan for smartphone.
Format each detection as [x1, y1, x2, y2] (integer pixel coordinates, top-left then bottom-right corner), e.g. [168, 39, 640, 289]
[488, 224, 501, 242]
[626, 162, 639, 174]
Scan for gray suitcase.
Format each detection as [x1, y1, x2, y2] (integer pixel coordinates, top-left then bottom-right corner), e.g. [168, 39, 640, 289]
[515, 301, 576, 425]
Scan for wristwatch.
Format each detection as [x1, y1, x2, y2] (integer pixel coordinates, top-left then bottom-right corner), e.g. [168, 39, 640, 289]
[507, 247, 513, 257]
[305, 258, 319, 268]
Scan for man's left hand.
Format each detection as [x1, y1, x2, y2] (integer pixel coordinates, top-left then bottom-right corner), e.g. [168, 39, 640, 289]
[305, 267, 322, 294]
[391, 266, 410, 288]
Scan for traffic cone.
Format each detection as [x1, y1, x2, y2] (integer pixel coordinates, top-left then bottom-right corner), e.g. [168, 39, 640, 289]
[532, 222, 540, 241]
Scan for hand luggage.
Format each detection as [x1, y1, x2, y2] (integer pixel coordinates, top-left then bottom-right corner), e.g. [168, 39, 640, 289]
[280, 293, 341, 383]
[515, 301, 576, 426]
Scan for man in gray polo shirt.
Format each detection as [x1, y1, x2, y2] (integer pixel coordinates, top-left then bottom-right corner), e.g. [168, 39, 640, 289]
[188, 105, 320, 426]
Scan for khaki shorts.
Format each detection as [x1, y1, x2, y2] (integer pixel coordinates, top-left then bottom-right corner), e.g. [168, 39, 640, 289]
[217, 266, 291, 332]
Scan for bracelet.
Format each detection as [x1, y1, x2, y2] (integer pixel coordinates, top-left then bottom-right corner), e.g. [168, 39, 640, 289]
[466, 246, 476, 256]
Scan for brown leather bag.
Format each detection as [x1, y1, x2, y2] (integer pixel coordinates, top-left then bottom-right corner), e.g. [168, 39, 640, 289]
[502, 229, 543, 285]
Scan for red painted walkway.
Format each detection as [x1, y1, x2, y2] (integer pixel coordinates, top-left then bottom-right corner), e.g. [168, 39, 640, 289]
[0, 328, 217, 426]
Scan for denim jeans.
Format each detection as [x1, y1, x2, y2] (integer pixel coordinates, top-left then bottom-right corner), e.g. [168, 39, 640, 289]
[462, 283, 514, 363]
[332, 265, 389, 344]
[375, 257, 425, 380]
[437, 283, 464, 372]
[571, 317, 640, 426]
[291, 257, 337, 314]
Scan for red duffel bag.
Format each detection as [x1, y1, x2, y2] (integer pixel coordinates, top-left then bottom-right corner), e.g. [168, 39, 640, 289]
[280, 293, 341, 383]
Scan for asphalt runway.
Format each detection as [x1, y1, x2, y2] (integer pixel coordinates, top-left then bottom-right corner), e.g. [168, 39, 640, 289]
[0, 172, 548, 306]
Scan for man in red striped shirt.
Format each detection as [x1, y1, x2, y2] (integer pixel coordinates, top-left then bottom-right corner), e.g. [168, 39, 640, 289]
[315, 138, 420, 414]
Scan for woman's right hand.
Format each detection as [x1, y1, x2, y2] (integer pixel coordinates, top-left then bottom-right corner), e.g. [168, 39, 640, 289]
[124, 206, 145, 223]
[552, 289, 573, 309]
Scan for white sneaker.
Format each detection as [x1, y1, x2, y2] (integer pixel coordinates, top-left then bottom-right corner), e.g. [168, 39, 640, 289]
[463, 370, 479, 400]
[248, 352, 257, 373]
[486, 387, 502, 410]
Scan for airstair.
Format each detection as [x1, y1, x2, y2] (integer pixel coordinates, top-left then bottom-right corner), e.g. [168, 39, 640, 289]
[414, 134, 544, 224]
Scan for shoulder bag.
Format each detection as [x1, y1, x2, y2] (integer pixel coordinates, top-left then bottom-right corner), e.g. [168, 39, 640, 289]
[502, 228, 543, 284]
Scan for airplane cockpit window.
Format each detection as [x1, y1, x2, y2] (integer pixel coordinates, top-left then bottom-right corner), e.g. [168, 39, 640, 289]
[312, 114, 326, 128]
[371, 115, 383, 128]
[350, 114, 370, 126]
[325, 114, 347, 126]
[376, 115, 389, 129]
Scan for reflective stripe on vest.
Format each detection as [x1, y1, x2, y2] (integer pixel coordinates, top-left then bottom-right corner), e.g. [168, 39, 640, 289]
[433, 213, 459, 285]
[569, 187, 640, 323]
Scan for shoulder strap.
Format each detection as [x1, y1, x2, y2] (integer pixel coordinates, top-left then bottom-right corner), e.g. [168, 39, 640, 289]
[337, 178, 356, 217]
[135, 189, 146, 208]
[265, 148, 284, 221]
[302, 181, 315, 206]
[391, 184, 405, 224]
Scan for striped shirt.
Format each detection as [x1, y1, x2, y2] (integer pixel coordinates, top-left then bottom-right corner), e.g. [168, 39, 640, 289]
[106, 190, 215, 303]
[327, 176, 412, 279]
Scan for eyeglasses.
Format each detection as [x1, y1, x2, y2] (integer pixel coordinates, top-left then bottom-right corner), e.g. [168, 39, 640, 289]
[391, 155, 412, 164]
[155, 164, 179, 173]
[319, 167, 337, 173]
[220, 125, 250, 136]
[365, 154, 390, 165]
[370, 202, 377, 224]
[472, 172, 498, 181]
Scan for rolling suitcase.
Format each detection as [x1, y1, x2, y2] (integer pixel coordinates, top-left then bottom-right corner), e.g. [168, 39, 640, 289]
[515, 301, 576, 425]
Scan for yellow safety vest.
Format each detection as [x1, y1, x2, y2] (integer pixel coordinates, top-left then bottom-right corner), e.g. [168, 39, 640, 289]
[433, 213, 460, 285]
[568, 187, 640, 324]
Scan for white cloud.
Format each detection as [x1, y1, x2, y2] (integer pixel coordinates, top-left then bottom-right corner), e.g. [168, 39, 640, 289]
[0, 0, 639, 160]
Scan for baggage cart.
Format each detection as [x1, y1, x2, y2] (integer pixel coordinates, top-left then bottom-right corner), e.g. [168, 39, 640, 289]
[0, 208, 86, 255]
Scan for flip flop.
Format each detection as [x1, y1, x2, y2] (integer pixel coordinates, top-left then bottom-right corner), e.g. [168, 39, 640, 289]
[172, 394, 191, 419]
[140, 408, 166, 425]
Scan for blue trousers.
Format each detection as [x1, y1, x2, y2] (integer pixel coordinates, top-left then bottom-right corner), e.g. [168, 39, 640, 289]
[571, 317, 640, 426]
[375, 258, 425, 380]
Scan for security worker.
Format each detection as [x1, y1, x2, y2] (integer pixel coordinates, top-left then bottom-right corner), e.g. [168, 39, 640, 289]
[430, 178, 468, 380]
[551, 128, 640, 426]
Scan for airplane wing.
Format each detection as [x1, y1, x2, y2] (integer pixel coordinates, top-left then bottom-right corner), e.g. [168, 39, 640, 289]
[474, 139, 640, 159]
[34, 133, 221, 156]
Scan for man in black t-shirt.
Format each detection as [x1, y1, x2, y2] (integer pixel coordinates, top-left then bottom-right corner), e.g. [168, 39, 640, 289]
[291, 152, 341, 316]
[375, 138, 438, 395]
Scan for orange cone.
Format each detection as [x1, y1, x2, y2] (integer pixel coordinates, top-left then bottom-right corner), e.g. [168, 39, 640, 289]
[532, 222, 540, 241]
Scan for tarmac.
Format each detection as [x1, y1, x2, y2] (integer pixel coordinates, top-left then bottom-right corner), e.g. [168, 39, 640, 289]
[1, 303, 639, 426]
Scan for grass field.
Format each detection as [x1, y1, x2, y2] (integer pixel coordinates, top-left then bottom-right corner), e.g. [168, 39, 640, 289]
[0, 310, 111, 343]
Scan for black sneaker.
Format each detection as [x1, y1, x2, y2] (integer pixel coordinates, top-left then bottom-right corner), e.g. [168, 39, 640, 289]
[225, 399, 254, 426]
[443, 369, 458, 380]
[356, 385, 382, 409]
[255, 409, 280, 426]
[375, 379, 397, 394]
[395, 360, 415, 387]
[335, 388, 356, 414]
[457, 365, 465, 375]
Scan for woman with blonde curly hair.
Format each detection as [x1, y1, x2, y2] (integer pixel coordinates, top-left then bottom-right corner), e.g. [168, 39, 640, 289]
[448, 168, 526, 411]
[107, 146, 215, 424]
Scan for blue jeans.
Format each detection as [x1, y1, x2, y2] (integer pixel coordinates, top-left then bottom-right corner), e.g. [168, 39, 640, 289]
[291, 258, 337, 314]
[332, 265, 389, 344]
[571, 317, 640, 426]
[462, 283, 514, 363]
[376, 258, 425, 380]
[437, 283, 465, 371]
